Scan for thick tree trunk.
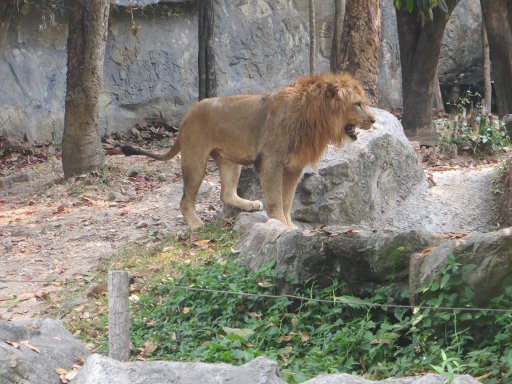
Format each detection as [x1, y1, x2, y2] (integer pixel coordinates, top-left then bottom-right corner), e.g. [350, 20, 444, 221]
[481, 0, 512, 116]
[334, 0, 381, 105]
[396, 1, 459, 144]
[330, 0, 346, 72]
[62, 0, 109, 178]
[198, 0, 216, 100]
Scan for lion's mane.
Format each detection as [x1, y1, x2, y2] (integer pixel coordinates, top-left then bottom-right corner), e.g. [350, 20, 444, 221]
[268, 72, 364, 167]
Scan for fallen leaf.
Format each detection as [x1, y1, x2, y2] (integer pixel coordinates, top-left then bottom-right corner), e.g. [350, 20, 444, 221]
[302, 229, 320, 237]
[194, 239, 211, 249]
[143, 339, 157, 354]
[65, 370, 78, 381]
[222, 327, 255, 339]
[20, 340, 40, 353]
[52, 205, 66, 215]
[181, 307, 191, 314]
[5, 340, 19, 349]
[420, 246, 435, 255]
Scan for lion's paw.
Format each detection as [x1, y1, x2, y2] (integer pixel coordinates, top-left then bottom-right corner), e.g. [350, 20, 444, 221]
[251, 200, 264, 211]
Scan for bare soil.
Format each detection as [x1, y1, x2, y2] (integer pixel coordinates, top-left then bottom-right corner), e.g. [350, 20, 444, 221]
[0, 141, 507, 320]
[0, 152, 223, 320]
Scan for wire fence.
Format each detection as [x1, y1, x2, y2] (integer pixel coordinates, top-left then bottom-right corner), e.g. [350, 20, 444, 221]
[2, 277, 512, 315]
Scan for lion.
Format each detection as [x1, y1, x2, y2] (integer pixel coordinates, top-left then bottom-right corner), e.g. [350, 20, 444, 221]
[121, 72, 376, 229]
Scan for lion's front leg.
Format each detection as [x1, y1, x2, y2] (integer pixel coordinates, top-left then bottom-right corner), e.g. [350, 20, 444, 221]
[259, 162, 287, 226]
[282, 166, 303, 228]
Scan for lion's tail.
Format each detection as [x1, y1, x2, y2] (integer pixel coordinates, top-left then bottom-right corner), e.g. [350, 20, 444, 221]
[120, 137, 180, 161]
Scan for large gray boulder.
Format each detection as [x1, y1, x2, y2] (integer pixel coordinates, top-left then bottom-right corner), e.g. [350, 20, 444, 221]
[237, 108, 427, 228]
[72, 354, 286, 384]
[0, 318, 91, 384]
[294, 108, 425, 226]
[410, 227, 512, 305]
[234, 217, 512, 304]
[233, 219, 441, 294]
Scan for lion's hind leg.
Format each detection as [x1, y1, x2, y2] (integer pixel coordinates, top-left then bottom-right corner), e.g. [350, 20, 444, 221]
[180, 153, 209, 229]
[212, 154, 263, 212]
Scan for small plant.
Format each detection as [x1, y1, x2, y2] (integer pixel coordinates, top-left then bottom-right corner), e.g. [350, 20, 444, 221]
[491, 159, 512, 227]
[431, 349, 464, 384]
[438, 90, 511, 156]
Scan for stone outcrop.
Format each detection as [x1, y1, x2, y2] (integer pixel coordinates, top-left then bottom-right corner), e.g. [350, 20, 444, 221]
[0, 318, 91, 384]
[0, 319, 486, 384]
[410, 227, 512, 305]
[72, 354, 285, 384]
[71, 353, 481, 384]
[0, 1, 483, 143]
[233, 219, 441, 294]
[237, 108, 427, 228]
[233, 216, 512, 306]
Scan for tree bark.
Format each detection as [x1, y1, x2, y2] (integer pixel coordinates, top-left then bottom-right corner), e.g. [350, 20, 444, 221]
[481, 0, 512, 116]
[198, 0, 216, 100]
[62, 0, 109, 178]
[309, 0, 316, 74]
[396, 1, 459, 144]
[481, 17, 492, 115]
[334, 0, 381, 105]
[330, 0, 346, 72]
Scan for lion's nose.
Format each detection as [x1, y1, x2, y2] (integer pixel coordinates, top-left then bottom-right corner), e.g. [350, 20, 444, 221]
[369, 115, 376, 125]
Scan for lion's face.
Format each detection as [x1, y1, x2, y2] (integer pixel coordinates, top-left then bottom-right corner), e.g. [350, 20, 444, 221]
[340, 87, 375, 140]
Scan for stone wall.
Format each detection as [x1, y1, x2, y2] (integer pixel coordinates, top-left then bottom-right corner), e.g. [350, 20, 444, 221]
[0, 0, 483, 143]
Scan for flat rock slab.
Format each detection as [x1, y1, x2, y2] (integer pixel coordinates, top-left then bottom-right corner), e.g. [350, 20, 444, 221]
[0, 318, 90, 384]
[72, 354, 286, 384]
[72, 354, 481, 384]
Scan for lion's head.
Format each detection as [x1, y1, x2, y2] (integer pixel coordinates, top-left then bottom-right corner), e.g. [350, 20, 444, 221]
[323, 72, 376, 142]
[274, 72, 376, 166]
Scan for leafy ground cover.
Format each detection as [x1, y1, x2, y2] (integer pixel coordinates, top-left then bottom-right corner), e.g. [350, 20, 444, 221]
[64, 222, 512, 384]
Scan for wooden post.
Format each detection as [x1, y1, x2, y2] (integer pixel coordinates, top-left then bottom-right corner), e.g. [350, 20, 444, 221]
[108, 271, 130, 361]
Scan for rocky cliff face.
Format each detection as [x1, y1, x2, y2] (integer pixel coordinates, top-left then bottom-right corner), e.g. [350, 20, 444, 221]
[0, 0, 482, 143]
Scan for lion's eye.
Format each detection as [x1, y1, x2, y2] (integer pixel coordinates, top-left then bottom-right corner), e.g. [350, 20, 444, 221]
[355, 102, 362, 108]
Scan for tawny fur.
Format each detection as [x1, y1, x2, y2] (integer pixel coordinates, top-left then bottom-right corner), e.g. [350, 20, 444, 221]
[122, 72, 375, 229]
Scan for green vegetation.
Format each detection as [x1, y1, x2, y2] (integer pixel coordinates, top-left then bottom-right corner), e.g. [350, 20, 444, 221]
[437, 90, 511, 156]
[65, 223, 511, 383]
[86, 224, 507, 384]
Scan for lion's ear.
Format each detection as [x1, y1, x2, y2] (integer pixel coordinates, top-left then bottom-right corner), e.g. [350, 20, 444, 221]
[325, 83, 339, 99]
[336, 86, 352, 100]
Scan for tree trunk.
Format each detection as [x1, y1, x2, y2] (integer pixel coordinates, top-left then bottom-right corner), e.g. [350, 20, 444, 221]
[481, 17, 492, 115]
[62, 0, 109, 178]
[481, 0, 512, 116]
[330, 0, 346, 71]
[309, 0, 316, 74]
[334, 0, 381, 105]
[198, 0, 216, 100]
[0, 1, 16, 43]
[396, 1, 459, 144]
[433, 69, 444, 113]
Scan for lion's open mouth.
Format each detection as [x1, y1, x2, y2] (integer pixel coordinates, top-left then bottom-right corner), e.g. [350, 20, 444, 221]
[344, 124, 358, 140]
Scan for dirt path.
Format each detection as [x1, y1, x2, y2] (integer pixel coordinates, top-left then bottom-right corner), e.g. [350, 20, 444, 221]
[0, 152, 502, 320]
[0, 155, 222, 320]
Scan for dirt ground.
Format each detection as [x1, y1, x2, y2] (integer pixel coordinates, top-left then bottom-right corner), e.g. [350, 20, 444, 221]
[0, 142, 507, 320]
[0, 152, 224, 320]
